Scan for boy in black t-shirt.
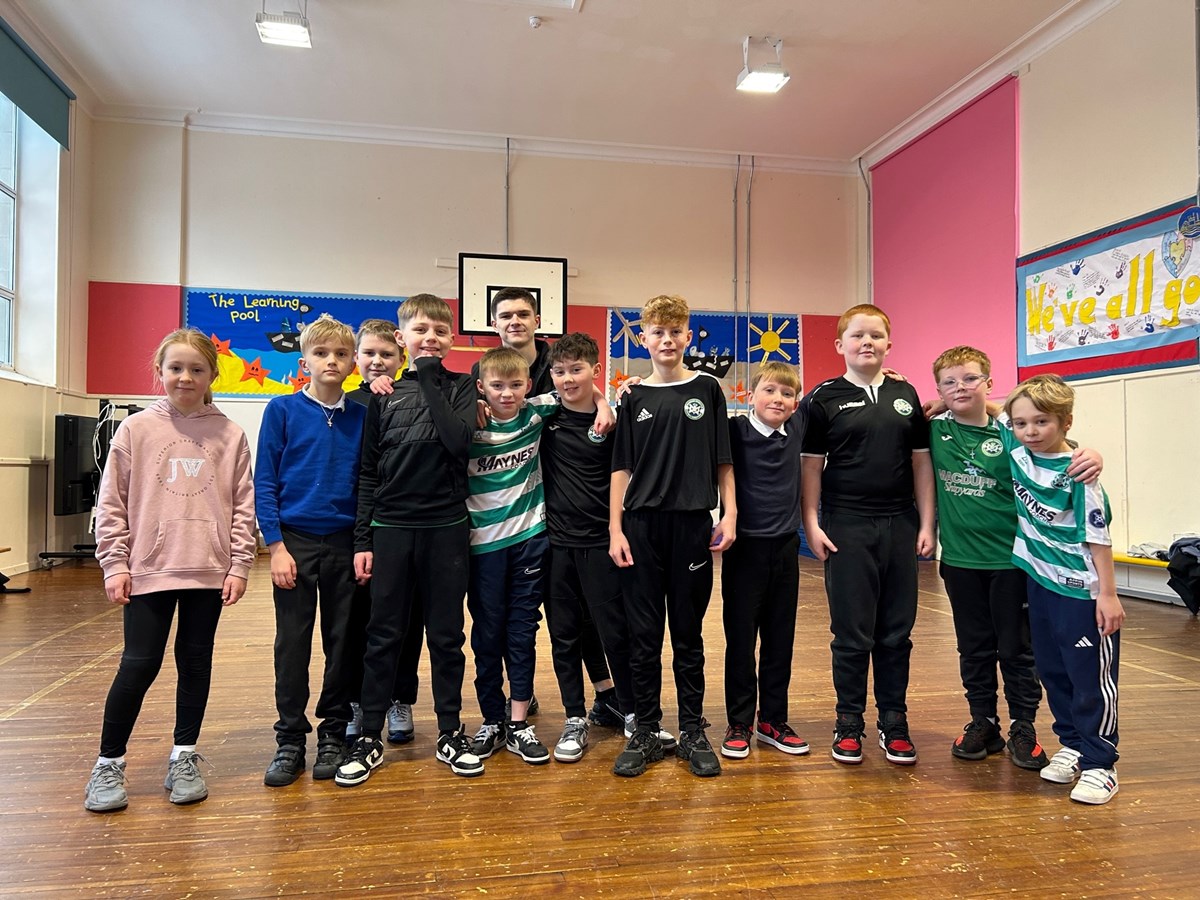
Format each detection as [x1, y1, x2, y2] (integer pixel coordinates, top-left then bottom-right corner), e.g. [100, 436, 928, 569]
[800, 303, 935, 767]
[609, 295, 736, 778]
[720, 361, 811, 761]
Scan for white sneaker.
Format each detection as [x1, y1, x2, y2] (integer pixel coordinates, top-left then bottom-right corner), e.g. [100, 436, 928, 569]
[1040, 747, 1082, 784]
[1070, 768, 1119, 804]
[624, 713, 677, 751]
[554, 717, 590, 763]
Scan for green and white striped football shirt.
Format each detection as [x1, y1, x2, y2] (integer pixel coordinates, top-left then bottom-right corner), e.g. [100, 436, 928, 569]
[467, 393, 559, 555]
[998, 423, 1112, 600]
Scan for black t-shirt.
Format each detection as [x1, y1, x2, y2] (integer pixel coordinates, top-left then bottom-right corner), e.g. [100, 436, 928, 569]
[611, 373, 731, 512]
[542, 406, 613, 548]
[800, 376, 930, 515]
[729, 411, 805, 538]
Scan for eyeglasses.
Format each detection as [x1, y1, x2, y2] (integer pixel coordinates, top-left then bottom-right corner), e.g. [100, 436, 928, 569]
[938, 374, 988, 390]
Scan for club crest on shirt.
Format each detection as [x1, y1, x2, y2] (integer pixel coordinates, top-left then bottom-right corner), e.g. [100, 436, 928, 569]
[684, 399, 705, 420]
[587, 427, 607, 444]
[1088, 507, 1106, 528]
[1051, 473, 1073, 490]
[980, 438, 1004, 457]
[892, 398, 913, 416]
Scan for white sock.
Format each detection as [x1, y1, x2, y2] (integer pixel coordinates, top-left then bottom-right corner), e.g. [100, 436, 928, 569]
[97, 755, 124, 767]
[170, 744, 196, 761]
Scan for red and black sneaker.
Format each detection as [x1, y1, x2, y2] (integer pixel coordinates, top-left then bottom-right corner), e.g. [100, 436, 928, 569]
[877, 711, 918, 765]
[756, 720, 811, 756]
[951, 715, 1004, 761]
[831, 715, 865, 765]
[721, 723, 752, 759]
[1007, 719, 1049, 770]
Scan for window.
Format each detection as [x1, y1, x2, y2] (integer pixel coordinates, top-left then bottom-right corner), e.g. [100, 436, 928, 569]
[0, 94, 14, 368]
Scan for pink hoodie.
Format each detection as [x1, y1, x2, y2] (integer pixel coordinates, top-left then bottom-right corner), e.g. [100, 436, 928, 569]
[95, 398, 257, 595]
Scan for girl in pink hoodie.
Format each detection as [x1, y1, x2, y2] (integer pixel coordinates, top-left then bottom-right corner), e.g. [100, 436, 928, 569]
[84, 328, 256, 813]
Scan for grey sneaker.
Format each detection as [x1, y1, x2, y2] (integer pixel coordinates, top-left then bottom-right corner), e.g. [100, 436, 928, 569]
[163, 751, 208, 805]
[84, 760, 128, 812]
[387, 702, 414, 745]
[554, 717, 590, 763]
[345, 702, 362, 741]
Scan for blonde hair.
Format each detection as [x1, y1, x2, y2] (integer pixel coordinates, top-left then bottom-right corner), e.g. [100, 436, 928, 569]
[153, 328, 218, 405]
[641, 294, 690, 327]
[750, 361, 801, 393]
[398, 293, 453, 328]
[932, 345, 991, 381]
[837, 303, 891, 338]
[1004, 374, 1074, 425]
[356, 318, 399, 350]
[478, 346, 529, 380]
[299, 313, 355, 356]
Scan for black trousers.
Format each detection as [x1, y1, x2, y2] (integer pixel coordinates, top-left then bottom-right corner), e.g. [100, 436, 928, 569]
[722, 533, 799, 726]
[99, 589, 223, 758]
[361, 521, 468, 735]
[545, 544, 632, 719]
[345, 583, 425, 706]
[822, 507, 919, 720]
[272, 527, 356, 746]
[619, 509, 713, 732]
[940, 563, 1042, 721]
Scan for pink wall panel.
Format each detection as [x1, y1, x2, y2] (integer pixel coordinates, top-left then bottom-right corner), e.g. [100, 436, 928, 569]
[871, 78, 1019, 400]
[88, 281, 183, 395]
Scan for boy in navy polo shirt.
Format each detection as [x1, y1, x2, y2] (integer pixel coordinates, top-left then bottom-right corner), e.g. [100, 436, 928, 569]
[720, 361, 810, 760]
[801, 304, 935, 767]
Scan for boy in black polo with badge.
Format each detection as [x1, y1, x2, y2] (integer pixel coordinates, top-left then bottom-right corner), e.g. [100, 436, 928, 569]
[800, 303, 935, 767]
[720, 361, 810, 761]
[609, 294, 736, 778]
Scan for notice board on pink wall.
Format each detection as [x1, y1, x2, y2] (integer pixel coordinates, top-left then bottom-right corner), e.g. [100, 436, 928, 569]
[870, 77, 1018, 399]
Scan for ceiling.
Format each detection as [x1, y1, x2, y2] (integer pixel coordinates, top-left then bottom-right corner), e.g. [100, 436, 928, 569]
[13, 0, 1080, 164]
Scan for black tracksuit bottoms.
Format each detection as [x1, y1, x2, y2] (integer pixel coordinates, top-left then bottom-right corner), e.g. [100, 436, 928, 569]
[360, 521, 469, 736]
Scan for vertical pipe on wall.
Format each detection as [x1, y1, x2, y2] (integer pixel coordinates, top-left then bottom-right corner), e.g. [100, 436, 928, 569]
[858, 156, 872, 302]
[504, 137, 511, 255]
[732, 155, 740, 317]
[744, 155, 755, 393]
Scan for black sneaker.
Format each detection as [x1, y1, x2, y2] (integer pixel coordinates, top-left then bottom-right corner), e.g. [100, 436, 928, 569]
[436, 728, 485, 777]
[588, 692, 624, 728]
[951, 716, 1004, 761]
[264, 744, 305, 787]
[676, 720, 721, 777]
[312, 738, 346, 780]
[506, 720, 551, 765]
[612, 726, 664, 777]
[877, 711, 918, 765]
[334, 736, 384, 787]
[471, 722, 505, 759]
[1007, 719, 1049, 770]
[831, 714, 865, 765]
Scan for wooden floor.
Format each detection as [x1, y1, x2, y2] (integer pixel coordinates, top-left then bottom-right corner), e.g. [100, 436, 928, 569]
[2, 558, 1200, 898]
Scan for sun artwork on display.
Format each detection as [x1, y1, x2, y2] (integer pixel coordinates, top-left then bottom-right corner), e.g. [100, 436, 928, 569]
[748, 313, 797, 363]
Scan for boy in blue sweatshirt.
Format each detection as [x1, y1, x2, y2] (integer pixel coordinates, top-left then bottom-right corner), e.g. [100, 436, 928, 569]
[256, 314, 365, 786]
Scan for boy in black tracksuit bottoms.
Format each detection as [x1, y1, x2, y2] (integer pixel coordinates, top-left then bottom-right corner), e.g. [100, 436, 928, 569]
[609, 294, 737, 778]
[720, 361, 812, 761]
[801, 304, 935, 767]
[335, 294, 485, 786]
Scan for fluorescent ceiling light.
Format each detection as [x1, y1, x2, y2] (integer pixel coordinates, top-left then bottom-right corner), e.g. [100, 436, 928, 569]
[736, 37, 789, 94]
[256, 11, 311, 48]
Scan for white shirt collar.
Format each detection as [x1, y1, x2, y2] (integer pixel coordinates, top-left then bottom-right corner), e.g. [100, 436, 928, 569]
[748, 409, 786, 437]
[301, 387, 346, 411]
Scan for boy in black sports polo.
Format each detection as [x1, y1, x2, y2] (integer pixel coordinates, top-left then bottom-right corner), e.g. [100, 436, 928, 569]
[609, 294, 736, 778]
[800, 303, 935, 767]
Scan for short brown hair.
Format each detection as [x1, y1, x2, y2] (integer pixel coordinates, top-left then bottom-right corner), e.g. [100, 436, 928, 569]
[299, 313, 355, 355]
[153, 328, 219, 405]
[1004, 374, 1074, 425]
[548, 332, 600, 367]
[837, 303, 891, 338]
[490, 287, 538, 320]
[750, 361, 801, 393]
[398, 293, 453, 328]
[478, 346, 529, 380]
[641, 294, 690, 327]
[356, 318, 399, 350]
[932, 345, 991, 381]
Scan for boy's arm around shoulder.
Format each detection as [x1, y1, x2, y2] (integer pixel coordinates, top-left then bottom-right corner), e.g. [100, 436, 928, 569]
[353, 394, 384, 554]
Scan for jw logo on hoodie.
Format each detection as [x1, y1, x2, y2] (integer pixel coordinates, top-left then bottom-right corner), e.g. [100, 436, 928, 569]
[166, 457, 206, 483]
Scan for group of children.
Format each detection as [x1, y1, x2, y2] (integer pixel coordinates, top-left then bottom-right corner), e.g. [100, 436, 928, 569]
[82, 294, 1125, 813]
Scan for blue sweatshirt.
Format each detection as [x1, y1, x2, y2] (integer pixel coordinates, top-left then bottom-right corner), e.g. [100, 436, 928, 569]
[255, 390, 366, 544]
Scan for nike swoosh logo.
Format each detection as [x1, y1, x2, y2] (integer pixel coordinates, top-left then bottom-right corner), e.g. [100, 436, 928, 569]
[688, 562, 707, 571]
[523, 567, 542, 575]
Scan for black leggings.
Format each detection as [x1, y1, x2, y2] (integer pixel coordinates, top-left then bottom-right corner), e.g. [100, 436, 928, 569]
[99, 589, 223, 758]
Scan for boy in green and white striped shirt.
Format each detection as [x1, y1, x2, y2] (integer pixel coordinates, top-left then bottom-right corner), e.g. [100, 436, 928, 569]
[466, 347, 560, 766]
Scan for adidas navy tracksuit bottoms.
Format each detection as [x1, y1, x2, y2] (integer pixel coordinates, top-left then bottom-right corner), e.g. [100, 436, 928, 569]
[1026, 578, 1120, 770]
